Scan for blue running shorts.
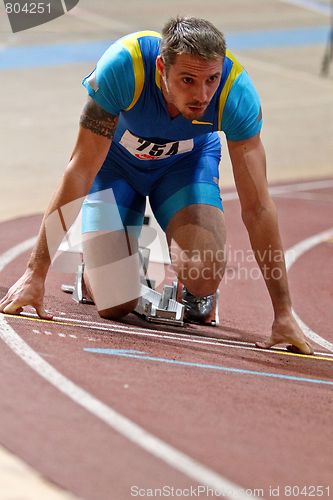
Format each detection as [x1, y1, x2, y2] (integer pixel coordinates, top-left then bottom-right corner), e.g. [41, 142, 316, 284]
[82, 137, 223, 233]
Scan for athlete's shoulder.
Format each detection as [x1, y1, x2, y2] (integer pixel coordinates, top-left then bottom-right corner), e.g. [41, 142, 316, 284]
[118, 30, 161, 51]
[224, 49, 244, 77]
[118, 31, 161, 111]
[217, 50, 262, 140]
[216, 50, 244, 126]
[94, 30, 161, 78]
[82, 31, 161, 115]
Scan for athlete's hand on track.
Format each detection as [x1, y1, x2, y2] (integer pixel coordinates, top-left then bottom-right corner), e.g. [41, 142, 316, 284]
[0, 270, 53, 320]
[256, 314, 314, 355]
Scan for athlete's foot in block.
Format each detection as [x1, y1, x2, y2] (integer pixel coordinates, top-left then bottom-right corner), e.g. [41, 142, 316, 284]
[255, 316, 314, 355]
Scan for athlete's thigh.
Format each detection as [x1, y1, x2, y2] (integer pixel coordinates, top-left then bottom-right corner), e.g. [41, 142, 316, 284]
[82, 162, 146, 234]
[81, 163, 145, 311]
[150, 154, 226, 296]
[149, 143, 223, 233]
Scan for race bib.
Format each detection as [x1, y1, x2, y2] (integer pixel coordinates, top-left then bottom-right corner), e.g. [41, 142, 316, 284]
[119, 129, 194, 160]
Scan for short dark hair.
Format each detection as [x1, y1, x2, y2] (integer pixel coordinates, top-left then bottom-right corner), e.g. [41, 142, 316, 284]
[160, 17, 226, 70]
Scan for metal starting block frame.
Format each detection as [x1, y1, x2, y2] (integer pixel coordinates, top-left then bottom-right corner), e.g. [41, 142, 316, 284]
[58, 212, 218, 327]
[135, 282, 184, 327]
[61, 263, 93, 305]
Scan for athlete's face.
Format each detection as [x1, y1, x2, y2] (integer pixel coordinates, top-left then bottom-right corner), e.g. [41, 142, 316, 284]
[157, 54, 223, 120]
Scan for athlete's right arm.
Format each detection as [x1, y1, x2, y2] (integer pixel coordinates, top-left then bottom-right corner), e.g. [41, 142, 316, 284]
[0, 97, 118, 319]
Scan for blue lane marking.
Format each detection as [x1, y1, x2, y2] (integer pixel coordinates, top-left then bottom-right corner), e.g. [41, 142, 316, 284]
[84, 348, 333, 387]
[0, 40, 111, 70]
[227, 26, 328, 50]
[0, 26, 329, 70]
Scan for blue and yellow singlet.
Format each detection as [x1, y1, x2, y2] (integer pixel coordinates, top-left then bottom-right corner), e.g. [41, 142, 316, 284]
[82, 31, 262, 171]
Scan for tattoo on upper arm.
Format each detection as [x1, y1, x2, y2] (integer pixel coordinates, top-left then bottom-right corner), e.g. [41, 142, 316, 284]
[80, 98, 118, 139]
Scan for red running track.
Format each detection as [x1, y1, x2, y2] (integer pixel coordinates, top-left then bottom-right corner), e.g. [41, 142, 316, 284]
[0, 178, 332, 500]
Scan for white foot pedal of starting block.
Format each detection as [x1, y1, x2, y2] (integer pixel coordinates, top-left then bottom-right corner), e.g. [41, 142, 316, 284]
[134, 282, 184, 327]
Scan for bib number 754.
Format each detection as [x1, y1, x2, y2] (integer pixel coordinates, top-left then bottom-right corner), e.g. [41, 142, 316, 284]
[119, 130, 194, 160]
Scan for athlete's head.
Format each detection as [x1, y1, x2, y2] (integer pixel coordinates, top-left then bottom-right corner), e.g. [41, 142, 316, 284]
[160, 17, 226, 70]
[157, 17, 226, 120]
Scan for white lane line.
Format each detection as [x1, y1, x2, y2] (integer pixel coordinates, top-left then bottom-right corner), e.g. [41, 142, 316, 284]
[274, 192, 333, 202]
[269, 179, 333, 195]
[285, 227, 333, 269]
[14, 311, 333, 360]
[278, 0, 331, 16]
[223, 178, 333, 201]
[0, 237, 36, 270]
[285, 227, 333, 352]
[0, 243, 262, 499]
[21, 323, 333, 362]
[21, 310, 259, 347]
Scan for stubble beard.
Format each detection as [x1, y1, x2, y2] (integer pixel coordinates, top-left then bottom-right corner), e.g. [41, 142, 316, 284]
[163, 76, 208, 120]
[168, 91, 207, 120]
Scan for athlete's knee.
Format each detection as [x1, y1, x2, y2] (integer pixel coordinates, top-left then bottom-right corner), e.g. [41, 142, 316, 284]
[184, 279, 217, 297]
[173, 249, 226, 289]
[98, 298, 139, 320]
[179, 258, 226, 296]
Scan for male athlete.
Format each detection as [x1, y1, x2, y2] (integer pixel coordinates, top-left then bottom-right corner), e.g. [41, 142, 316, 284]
[0, 17, 313, 354]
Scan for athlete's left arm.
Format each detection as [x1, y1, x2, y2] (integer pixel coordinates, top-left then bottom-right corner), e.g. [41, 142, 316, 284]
[227, 133, 313, 354]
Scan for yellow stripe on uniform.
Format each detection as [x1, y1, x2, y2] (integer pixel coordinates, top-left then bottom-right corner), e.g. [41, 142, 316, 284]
[218, 50, 244, 130]
[155, 68, 162, 89]
[120, 31, 161, 111]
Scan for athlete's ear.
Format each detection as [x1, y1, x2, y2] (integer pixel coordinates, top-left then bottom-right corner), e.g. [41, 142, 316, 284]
[156, 56, 165, 76]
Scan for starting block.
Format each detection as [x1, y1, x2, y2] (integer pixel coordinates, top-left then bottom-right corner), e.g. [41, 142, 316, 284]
[58, 213, 219, 327]
[61, 249, 186, 327]
[61, 263, 93, 305]
[134, 282, 184, 327]
[61, 262, 219, 327]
